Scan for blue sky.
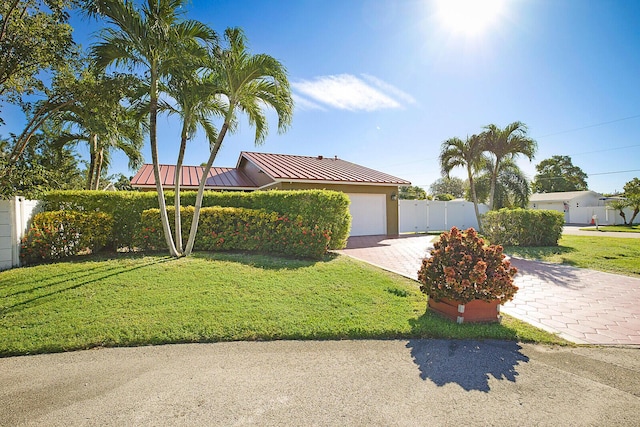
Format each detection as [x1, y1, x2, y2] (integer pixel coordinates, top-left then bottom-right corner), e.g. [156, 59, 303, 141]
[4, 0, 640, 193]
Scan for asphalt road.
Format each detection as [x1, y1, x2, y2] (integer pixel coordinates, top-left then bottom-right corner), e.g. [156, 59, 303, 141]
[1, 340, 639, 426]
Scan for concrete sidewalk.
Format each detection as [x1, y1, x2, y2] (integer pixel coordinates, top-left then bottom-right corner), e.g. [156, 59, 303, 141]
[1, 340, 639, 426]
[337, 234, 640, 345]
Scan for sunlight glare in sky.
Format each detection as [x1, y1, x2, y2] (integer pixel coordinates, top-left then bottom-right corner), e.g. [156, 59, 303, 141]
[434, 0, 506, 36]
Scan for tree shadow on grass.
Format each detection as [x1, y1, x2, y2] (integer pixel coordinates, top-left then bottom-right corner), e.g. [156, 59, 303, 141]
[406, 339, 529, 392]
[1, 255, 174, 316]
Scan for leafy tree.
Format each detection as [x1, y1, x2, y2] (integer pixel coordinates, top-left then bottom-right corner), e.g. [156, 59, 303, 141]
[531, 155, 588, 193]
[439, 134, 487, 231]
[429, 176, 465, 199]
[399, 185, 427, 200]
[184, 28, 293, 256]
[4, 63, 84, 166]
[1, 123, 83, 198]
[622, 177, 640, 224]
[474, 158, 530, 209]
[481, 121, 537, 209]
[110, 173, 136, 191]
[609, 199, 630, 225]
[87, 0, 216, 257]
[0, 0, 76, 107]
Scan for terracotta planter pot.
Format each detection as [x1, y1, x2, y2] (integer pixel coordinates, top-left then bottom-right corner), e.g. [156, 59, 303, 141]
[428, 297, 501, 324]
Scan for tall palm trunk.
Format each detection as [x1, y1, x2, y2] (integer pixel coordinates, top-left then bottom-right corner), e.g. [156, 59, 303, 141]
[488, 157, 502, 210]
[93, 147, 104, 190]
[149, 67, 180, 257]
[467, 167, 482, 232]
[86, 133, 97, 190]
[174, 124, 189, 252]
[184, 120, 230, 256]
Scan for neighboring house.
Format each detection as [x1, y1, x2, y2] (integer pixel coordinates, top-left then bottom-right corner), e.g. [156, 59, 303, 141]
[529, 190, 616, 223]
[130, 152, 411, 236]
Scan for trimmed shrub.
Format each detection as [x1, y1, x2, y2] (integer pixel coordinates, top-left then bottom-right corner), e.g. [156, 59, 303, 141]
[418, 227, 518, 304]
[43, 189, 350, 250]
[137, 206, 332, 259]
[20, 210, 113, 265]
[482, 208, 564, 246]
[434, 193, 455, 201]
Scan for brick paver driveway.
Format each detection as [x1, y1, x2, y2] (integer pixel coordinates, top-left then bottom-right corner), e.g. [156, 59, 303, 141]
[337, 234, 640, 346]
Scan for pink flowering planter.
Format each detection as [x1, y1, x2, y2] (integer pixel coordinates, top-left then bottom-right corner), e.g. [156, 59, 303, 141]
[428, 297, 501, 324]
[418, 227, 518, 324]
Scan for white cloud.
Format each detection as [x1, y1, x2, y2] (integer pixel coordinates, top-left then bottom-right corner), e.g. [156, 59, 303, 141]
[361, 74, 417, 106]
[292, 93, 327, 111]
[291, 74, 414, 112]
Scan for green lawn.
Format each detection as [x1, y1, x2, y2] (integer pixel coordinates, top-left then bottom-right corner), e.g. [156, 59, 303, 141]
[504, 235, 640, 277]
[0, 252, 565, 356]
[579, 225, 640, 233]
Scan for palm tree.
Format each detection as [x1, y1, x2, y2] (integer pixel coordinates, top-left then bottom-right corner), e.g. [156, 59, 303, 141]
[160, 70, 221, 251]
[481, 121, 537, 210]
[53, 72, 145, 190]
[439, 134, 487, 231]
[184, 28, 293, 256]
[86, 0, 216, 256]
[474, 158, 530, 209]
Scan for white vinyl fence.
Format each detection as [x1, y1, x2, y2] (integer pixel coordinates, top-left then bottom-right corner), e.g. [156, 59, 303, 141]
[0, 197, 41, 270]
[399, 200, 490, 233]
[567, 206, 635, 225]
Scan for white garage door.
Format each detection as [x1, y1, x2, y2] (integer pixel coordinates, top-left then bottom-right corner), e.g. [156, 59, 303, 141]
[347, 193, 386, 236]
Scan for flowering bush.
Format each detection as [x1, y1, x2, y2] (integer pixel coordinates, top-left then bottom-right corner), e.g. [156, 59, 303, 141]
[20, 210, 114, 265]
[418, 227, 518, 304]
[136, 206, 332, 259]
[44, 189, 350, 250]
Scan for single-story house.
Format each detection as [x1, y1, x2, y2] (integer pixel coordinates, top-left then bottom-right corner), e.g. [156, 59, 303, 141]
[130, 151, 411, 236]
[529, 190, 608, 222]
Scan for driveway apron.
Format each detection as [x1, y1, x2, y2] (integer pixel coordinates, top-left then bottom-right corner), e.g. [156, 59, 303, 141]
[337, 234, 640, 346]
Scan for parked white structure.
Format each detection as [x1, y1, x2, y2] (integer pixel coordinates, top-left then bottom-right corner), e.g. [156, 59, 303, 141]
[0, 197, 40, 270]
[529, 190, 633, 224]
[399, 199, 490, 233]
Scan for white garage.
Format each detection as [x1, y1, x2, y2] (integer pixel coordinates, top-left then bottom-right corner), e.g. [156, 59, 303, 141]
[347, 193, 387, 236]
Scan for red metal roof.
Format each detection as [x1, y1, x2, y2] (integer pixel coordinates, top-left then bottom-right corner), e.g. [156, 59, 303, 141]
[130, 164, 259, 190]
[240, 152, 411, 185]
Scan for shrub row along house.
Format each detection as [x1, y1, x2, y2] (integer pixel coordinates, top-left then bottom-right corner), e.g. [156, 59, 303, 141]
[131, 152, 411, 236]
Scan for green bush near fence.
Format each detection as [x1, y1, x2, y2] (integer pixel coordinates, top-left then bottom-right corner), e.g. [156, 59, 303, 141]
[20, 210, 113, 265]
[482, 208, 564, 246]
[43, 190, 351, 250]
[138, 206, 331, 259]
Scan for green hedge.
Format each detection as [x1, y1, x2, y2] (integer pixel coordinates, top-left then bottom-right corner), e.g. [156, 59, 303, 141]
[43, 189, 351, 250]
[20, 210, 113, 265]
[482, 208, 564, 246]
[138, 206, 331, 259]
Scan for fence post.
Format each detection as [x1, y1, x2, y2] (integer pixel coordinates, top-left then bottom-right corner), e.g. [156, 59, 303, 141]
[11, 196, 21, 268]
